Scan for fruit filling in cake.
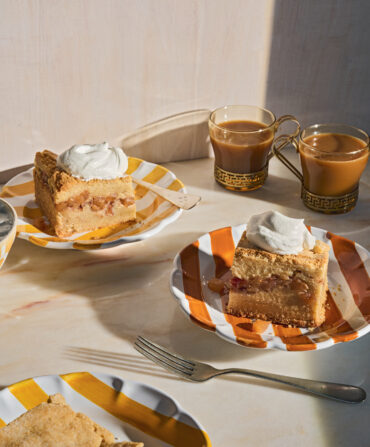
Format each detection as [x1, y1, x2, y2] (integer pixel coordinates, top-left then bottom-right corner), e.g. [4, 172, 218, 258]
[223, 211, 330, 328]
[229, 273, 312, 298]
[34, 143, 136, 238]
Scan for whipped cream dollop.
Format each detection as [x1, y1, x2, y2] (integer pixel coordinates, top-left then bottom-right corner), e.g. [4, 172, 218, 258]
[57, 142, 128, 180]
[246, 211, 316, 255]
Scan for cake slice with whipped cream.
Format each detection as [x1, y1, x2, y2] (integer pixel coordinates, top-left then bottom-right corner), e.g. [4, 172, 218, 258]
[228, 211, 329, 327]
[34, 143, 136, 237]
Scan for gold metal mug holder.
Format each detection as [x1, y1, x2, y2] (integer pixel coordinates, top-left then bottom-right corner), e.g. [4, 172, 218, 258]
[211, 114, 301, 192]
[301, 186, 358, 214]
[273, 135, 359, 214]
[214, 164, 268, 191]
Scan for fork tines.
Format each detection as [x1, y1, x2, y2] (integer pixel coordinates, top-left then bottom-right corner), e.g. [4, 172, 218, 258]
[134, 336, 195, 379]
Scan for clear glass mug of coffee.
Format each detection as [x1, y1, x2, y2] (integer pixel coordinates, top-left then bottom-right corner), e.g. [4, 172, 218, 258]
[208, 105, 300, 191]
[273, 123, 369, 213]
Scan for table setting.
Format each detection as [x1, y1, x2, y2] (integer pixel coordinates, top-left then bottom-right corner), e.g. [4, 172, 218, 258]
[0, 99, 369, 446]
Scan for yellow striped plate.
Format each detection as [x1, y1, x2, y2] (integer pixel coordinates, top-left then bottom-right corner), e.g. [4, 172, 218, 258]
[0, 372, 211, 446]
[0, 157, 184, 250]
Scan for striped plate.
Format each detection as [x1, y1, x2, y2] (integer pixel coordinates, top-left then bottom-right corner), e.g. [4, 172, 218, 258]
[170, 225, 370, 351]
[0, 199, 17, 269]
[0, 372, 211, 447]
[0, 157, 184, 250]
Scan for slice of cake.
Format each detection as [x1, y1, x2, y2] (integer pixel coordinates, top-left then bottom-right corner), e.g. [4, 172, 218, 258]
[227, 212, 330, 328]
[0, 393, 143, 446]
[34, 143, 136, 238]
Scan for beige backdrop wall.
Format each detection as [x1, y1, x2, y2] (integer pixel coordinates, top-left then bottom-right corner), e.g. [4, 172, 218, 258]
[0, 0, 273, 171]
[0, 0, 369, 172]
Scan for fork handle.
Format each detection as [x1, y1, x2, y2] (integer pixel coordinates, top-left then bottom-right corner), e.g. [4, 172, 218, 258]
[217, 368, 366, 403]
[132, 178, 201, 210]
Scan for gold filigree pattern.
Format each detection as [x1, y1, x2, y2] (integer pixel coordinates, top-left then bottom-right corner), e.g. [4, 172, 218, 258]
[301, 187, 358, 214]
[214, 165, 268, 191]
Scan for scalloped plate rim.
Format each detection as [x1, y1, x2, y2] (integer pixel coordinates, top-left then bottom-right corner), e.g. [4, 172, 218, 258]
[4, 159, 185, 249]
[0, 371, 211, 446]
[169, 224, 370, 351]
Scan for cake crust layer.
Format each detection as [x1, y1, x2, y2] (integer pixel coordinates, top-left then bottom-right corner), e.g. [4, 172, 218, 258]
[34, 150, 136, 237]
[0, 393, 143, 447]
[227, 231, 330, 328]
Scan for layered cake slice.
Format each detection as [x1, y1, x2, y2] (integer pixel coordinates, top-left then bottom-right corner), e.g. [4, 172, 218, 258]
[0, 393, 144, 446]
[34, 143, 136, 237]
[227, 212, 330, 327]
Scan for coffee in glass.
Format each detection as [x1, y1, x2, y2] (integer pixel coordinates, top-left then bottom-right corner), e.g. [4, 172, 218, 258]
[274, 123, 369, 213]
[209, 105, 299, 191]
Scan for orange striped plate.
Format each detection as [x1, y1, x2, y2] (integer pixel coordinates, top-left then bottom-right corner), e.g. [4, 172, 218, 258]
[0, 158, 185, 250]
[170, 225, 370, 351]
[0, 372, 211, 446]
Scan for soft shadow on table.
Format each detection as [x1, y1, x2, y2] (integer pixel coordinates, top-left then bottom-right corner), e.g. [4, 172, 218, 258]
[211, 173, 302, 211]
[63, 347, 182, 382]
[64, 346, 312, 398]
[210, 169, 370, 222]
[3, 233, 271, 367]
[183, 157, 306, 214]
[306, 335, 370, 446]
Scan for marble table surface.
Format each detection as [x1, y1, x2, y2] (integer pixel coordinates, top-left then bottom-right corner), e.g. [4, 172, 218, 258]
[0, 153, 369, 447]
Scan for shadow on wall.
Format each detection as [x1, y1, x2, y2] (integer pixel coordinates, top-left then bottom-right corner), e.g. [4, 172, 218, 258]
[0, 109, 212, 183]
[117, 109, 212, 164]
[265, 0, 370, 133]
[266, 3, 370, 446]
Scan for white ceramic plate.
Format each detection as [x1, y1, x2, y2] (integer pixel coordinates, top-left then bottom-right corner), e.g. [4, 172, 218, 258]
[0, 157, 184, 250]
[0, 372, 211, 446]
[170, 224, 370, 351]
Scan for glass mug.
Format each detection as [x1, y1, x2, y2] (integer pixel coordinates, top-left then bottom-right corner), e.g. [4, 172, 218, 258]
[208, 105, 300, 191]
[273, 123, 369, 214]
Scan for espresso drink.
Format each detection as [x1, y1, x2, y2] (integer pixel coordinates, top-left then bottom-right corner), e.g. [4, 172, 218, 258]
[210, 120, 274, 173]
[299, 133, 368, 196]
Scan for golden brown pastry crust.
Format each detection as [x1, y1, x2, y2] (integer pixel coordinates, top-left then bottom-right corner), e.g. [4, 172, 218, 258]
[227, 291, 327, 328]
[228, 231, 330, 328]
[34, 150, 134, 201]
[0, 394, 114, 447]
[231, 231, 330, 280]
[0, 394, 143, 447]
[34, 150, 136, 237]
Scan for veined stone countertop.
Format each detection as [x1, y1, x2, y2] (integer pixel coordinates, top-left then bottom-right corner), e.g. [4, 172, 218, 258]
[0, 154, 369, 447]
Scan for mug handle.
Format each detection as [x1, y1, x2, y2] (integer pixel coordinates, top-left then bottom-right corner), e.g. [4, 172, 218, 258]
[271, 115, 303, 183]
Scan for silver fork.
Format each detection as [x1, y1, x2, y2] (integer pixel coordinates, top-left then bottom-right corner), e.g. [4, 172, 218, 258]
[134, 336, 366, 404]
